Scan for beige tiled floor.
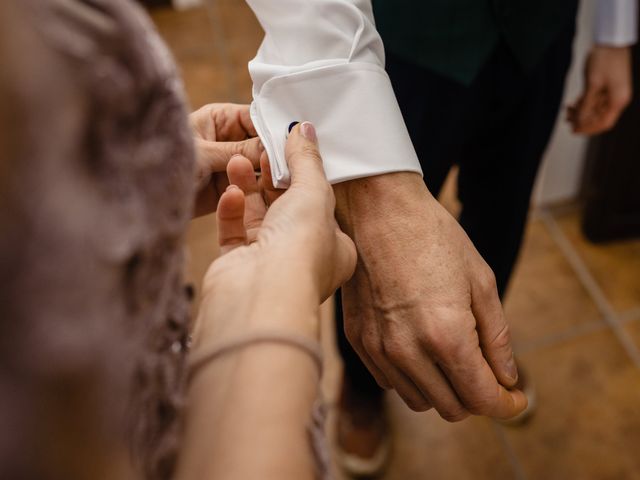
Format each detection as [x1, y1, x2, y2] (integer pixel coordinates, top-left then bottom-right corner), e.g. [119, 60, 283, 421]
[556, 214, 640, 315]
[505, 220, 604, 349]
[626, 319, 640, 347]
[149, 4, 640, 479]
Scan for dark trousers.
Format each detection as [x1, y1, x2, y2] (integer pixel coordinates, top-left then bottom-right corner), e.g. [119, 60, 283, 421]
[336, 23, 576, 396]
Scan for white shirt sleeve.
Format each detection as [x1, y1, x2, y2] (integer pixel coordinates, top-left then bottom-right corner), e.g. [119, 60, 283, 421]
[595, 0, 638, 46]
[245, 0, 422, 187]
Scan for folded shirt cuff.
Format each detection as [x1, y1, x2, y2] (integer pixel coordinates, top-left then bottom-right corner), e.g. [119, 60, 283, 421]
[595, 0, 638, 47]
[250, 62, 422, 188]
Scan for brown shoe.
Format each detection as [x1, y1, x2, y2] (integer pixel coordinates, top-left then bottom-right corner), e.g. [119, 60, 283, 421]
[335, 376, 391, 478]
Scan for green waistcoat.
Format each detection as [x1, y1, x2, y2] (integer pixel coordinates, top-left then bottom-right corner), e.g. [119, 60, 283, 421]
[372, 0, 579, 85]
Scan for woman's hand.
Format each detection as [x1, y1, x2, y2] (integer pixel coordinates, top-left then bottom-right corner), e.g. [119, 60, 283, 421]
[196, 122, 357, 339]
[189, 103, 264, 217]
[180, 124, 353, 480]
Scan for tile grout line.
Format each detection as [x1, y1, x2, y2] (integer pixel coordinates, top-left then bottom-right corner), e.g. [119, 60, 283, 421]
[515, 318, 608, 356]
[620, 307, 640, 324]
[491, 421, 528, 480]
[540, 209, 640, 369]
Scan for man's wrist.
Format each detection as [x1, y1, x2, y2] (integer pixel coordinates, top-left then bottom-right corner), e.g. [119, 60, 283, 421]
[333, 171, 433, 235]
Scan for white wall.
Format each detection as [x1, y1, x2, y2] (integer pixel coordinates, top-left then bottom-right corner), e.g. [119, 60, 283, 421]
[533, 0, 595, 206]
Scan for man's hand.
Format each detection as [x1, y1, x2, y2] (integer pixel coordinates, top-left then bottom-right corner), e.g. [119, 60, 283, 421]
[189, 103, 264, 217]
[567, 46, 633, 135]
[334, 172, 527, 421]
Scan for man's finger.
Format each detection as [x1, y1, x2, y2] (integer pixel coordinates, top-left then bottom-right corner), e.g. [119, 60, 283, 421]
[259, 151, 283, 206]
[396, 352, 468, 419]
[471, 269, 518, 388]
[594, 87, 632, 133]
[217, 186, 247, 255]
[439, 343, 528, 420]
[197, 137, 262, 176]
[574, 85, 602, 132]
[236, 104, 259, 138]
[214, 103, 258, 140]
[367, 337, 436, 412]
[374, 354, 433, 412]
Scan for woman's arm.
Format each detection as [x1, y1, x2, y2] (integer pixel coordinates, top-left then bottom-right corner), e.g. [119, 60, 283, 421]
[175, 123, 356, 479]
[177, 274, 320, 480]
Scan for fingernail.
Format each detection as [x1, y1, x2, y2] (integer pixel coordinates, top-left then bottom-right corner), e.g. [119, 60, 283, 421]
[225, 184, 239, 192]
[300, 121, 317, 143]
[505, 353, 518, 382]
[287, 121, 299, 134]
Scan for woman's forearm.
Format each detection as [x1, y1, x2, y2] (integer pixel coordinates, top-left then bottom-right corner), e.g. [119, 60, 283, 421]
[176, 272, 322, 480]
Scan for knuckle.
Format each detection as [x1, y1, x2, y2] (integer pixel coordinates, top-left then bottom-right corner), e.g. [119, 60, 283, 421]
[465, 400, 487, 416]
[421, 324, 461, 361]
[381, 336, 406, 364]
[440, 407, 470, 423]
[490, 323, 512, 351]
[237, 139, 256, 158]
[230, 141, 244, 156]
[465, 392, 499, 416]
[373, 375, 392, 390]
[361, 333, 381, 358]
[478, 268, 498, 296]
[406, 398, 432, 412]
[420, 321, 445, 349]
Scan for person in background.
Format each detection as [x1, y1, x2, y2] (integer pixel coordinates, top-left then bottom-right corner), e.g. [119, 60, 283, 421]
[332, 0, 637, 475]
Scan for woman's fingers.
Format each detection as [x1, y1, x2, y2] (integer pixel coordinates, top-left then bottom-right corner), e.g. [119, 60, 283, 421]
[333, 228, 357, 290]
[217, 185, 247, 255]
[285, 122, 328, 189]
[226, 155, 267, 239]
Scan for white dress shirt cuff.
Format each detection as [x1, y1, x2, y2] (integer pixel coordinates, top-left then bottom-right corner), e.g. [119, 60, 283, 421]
[250, 62, 422, 188]
[595, 0, 638, 46]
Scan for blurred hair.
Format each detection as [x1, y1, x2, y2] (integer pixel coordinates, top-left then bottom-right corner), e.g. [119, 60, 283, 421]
[0, 1, 195, 478]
